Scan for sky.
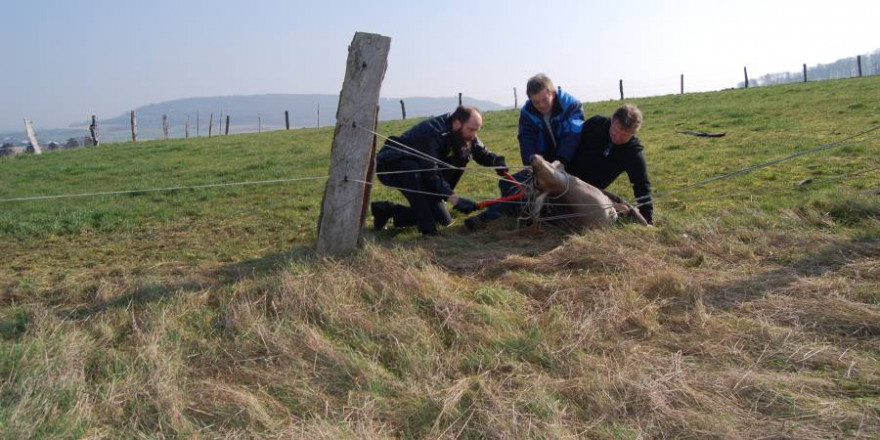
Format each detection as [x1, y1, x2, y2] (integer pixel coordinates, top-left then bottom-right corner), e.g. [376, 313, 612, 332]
[1, 0, 877, 131]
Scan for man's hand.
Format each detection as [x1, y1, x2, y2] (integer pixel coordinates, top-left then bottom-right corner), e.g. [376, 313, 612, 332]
[494, 156, 509, 176]
[453, 198, 479, 214]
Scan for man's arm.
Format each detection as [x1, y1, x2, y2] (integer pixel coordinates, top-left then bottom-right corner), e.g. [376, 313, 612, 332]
[470, 136, 507, 173]
[625, 147, 653, 224]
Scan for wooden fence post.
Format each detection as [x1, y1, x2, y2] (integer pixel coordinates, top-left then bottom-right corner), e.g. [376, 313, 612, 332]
[130, 110, 138, 142]
[162, 115, 169, 139]
[458, 92, 462, 106]
[185, 115, 190, 138]
[225, 115, 230, 135]
[619, 79, 624, 100]
[89, 115, 99, 146]
[23, 119, 41, 154]
[317, 104, 320, 128]
[513, 87, 518, 108]
[316, 32, 391, 257]
[258, 114, 262, 133]
[400, 99, 406, 119]
[680, 74, 684, 94]
[803, 63, 808, 82]
[744, 66, 749, 88]
[197, 112, 200, 137]
[857, 55, 863, 77]
[208, 113, 213, 137]
[359, 106, 381, 230]
[285, 110, 290, 130]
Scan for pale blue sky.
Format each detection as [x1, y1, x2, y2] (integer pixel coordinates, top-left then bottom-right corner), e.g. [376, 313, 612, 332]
[1, 0, 877, 131]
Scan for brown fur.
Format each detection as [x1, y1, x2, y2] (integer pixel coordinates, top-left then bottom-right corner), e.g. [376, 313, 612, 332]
[529, 154, 648, 230]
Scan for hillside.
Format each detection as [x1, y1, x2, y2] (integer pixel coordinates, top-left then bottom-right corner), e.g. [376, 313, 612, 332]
[0, 94, 506, 145]
[1, 77, 879, 438]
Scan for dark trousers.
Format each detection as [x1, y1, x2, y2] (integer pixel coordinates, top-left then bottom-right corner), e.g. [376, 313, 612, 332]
[377, 160, 452, 234]
[482, 169, 531, 220]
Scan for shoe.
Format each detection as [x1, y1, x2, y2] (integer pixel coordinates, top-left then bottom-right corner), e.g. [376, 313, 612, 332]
[371, 201, 394, 230]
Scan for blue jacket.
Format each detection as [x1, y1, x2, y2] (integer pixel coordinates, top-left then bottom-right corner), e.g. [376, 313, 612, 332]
[517, 87, 584, 166]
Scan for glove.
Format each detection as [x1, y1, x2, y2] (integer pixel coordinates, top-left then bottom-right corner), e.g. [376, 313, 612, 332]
[494, 156, 509, 176]
[453, 198, 479, 214]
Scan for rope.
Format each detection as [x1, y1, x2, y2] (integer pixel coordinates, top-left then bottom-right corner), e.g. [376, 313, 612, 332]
[0, 175, 330, 203]
[652, 124, 880, 201]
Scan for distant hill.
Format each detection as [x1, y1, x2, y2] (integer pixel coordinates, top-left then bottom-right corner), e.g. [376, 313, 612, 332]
[0, 94, 506, 144]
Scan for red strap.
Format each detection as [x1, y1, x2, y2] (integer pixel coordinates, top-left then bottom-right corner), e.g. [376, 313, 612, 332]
[477, 190, 527, 209]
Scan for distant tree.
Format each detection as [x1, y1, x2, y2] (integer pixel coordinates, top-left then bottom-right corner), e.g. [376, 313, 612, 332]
[65, 137, 80, 149]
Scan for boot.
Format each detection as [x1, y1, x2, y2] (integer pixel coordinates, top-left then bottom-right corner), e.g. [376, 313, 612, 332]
[464, 211, 494, 231]
[371, 201, 395, 231]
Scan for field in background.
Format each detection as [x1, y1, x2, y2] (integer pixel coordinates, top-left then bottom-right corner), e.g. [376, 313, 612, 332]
[1, 76, 879, 438]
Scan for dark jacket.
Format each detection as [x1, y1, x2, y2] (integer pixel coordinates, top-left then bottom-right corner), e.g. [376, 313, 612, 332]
[517, 87, 584, 166]
[376, 113, 504, 197]
[568, 115, 653, 223]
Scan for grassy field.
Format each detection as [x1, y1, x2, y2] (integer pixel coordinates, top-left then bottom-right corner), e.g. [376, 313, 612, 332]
[1, 76, 879, 438]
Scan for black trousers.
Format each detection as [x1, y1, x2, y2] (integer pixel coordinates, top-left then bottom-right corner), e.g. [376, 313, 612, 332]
[376, 159, 452, 234]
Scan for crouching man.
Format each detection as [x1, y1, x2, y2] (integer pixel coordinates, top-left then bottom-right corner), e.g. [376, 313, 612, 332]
[371, 105, 508, 236]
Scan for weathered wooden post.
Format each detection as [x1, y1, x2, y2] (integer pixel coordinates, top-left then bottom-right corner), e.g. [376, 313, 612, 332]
[196, 112, 200, 137]
[744, 66, 749, 88]
[285, 110, 290, 130]
[89, 115, 99, 146]
[458, 92, 462, 106]
[619, 79, 624, 100]
[316, 32, 391, 257]
[130, 110, 138, 142]
[680, 74, 684, 94]
[317, 104, 320, 128]
[23, 119, 41, 154]
[208, 113, 214, 137]
[857, 55, 863, 77]
[400, 99, 406, 120]
[258, 114, 262, 133]
[225, 115, 230, 135]
[185, 115, 190, 138]
[803, 63, 808, 82]
[513, 87, 518, 109]
[162, 115, 169, 139]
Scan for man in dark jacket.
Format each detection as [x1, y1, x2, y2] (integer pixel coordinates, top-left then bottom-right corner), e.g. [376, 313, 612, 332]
[371, 105, 508, 236]
[466, 74, 583, 230]
[567, 104, 654, 224]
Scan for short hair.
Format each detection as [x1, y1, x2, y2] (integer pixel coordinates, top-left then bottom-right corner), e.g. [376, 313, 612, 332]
[526, 73, 555, 97]
[450, 105, 481, 124]
[612, 104, 643, 131]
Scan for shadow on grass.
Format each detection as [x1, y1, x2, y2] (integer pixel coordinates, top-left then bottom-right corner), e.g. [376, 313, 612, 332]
[706, 235, 880, 310]
[61, 280, 212, 321]
[213, 245, 316, 283]
[57, 246, 319, 321]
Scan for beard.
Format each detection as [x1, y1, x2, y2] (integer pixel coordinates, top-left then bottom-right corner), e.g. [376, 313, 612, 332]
[451, 128, 471, 161]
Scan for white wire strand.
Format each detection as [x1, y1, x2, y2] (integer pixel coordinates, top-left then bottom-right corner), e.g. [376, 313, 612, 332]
[0, 175, 329, 203]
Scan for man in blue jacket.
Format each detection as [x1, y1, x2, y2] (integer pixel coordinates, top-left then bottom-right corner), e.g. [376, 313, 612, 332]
[466, 73, 584, 230]
[371, 105, 508, 236]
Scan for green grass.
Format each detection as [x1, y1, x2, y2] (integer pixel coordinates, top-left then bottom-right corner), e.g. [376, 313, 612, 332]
[1, 76, 880, 438]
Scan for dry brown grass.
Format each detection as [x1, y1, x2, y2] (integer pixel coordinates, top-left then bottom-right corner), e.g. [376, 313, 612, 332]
[3, 219, 880, 438]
